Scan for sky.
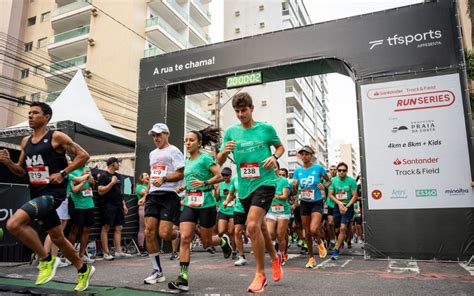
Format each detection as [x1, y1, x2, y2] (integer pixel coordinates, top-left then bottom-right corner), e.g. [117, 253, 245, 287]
[209, 0, 422, 159]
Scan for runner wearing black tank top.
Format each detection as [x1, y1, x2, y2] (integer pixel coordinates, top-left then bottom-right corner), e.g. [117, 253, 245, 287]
[0, 102, 94, 291]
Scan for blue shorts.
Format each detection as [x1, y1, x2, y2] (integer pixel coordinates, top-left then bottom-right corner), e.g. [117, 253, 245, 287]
[20, 195, 64, 231]
[333, 205, 354, 228]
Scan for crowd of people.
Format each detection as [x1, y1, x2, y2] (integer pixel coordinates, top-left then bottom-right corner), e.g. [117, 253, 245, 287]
[0, 93, 364, 293]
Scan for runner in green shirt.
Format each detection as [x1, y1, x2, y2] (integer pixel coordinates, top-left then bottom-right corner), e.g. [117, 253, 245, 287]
[168, 127, 233, 292]
[214, 167, 237, 259]
[328, 162, 358, 260]
[265, 164, 290, 266]
[135, 172, 149, 254]
[217, 92, 285, 293]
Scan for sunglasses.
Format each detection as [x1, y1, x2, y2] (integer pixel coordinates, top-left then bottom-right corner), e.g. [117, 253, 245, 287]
[338, 169, 347, 172]
[222, 174, 230, 177]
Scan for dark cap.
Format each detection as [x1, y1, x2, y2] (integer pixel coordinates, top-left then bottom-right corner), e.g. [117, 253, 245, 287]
[221, 167, 232, 175]
[298, 145, 314, 155]
[106, 157, 120, 166]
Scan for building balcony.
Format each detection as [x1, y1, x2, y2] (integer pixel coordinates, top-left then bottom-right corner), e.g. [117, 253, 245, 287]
[285, 86, 303, 110]
[190, 0, 211, 26]
[44, 90, 62, 102]
[48, 25, 90, 58]
[286, 106, 303, 124]
[144, 47, 165, 58]
[51, 0, 92, 32]
[146, 16, 187, 52]
[189, 17, 211, 46]
[148, 0, 187, 29]
[45, 55, 87, 81]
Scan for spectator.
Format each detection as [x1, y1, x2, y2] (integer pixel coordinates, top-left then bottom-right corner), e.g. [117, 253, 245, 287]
[136, 172, 149, 255]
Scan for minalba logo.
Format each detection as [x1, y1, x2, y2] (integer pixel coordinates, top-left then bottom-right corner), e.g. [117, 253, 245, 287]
[369, 29, 442, 50]
[371, 189, 382, 200]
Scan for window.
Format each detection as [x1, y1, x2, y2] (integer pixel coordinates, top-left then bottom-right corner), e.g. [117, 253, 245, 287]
[235, 28, 240, 34]
[259, 22, 265, 28]
[235, 11, 240, 17]
[259, 5, 264, 11]
[24, 42, 33, 52]
[17, 96, 26, 106]
[20, 69, 29, 79]
[31, 93, 41, 102]
[33, 65, 41, 75]
[41, 11, 50, 22]
[27, 16, 36, 26]
[37, 37, 47, 48]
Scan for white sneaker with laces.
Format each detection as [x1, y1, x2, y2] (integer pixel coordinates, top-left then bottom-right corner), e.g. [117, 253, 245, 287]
[144, 269, 166, 284]
[114, 252, 132, 258]
[103, 253, 114, 260]
[58, 257, 72, 268]
[234, 256, 247, 266]
[81, 255, 95, 264]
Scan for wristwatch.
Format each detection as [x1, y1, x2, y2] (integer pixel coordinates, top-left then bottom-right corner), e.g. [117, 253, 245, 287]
[59, 170, 68, 179]
[163, 176, 168, 183]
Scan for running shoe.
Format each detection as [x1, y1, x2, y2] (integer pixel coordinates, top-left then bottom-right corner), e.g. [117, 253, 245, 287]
[318, 241, 327, 258]
[234, 255, 247, 266]
[305, 257, 316, 269]
[58, 257, 72, 268]
[297, 240, 303, 248]
[170, 252, 179, 261]
[168, 275, 189, 291]
[144, 269, 166, 284]
[282, 252, 288, 266]
[114, 252, 132, 259]
[74, 265, 95, 291]
[329, 240, 336, 251]
[221, 234, 233, 259]
[272, 252, 283, 282]
[35, 256, 60, 285]
[331, 250, 339, 260]
[231, 251, 238, 260]
[247, 272, 267, 293]
[206, 247, 216, 254]
[81, 255, 95, 264]
[103, 252, 114, 260]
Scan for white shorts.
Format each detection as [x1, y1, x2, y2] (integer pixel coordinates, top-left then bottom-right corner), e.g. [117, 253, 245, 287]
[266, 212, 290, 221]
[56, 199, 70, 220]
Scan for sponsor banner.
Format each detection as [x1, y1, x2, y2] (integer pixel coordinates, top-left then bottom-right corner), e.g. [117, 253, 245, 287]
[362, 73, 473, 210]
[0, 184, 30, 246]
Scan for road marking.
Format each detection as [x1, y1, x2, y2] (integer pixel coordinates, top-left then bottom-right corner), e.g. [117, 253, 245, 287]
[459, 263, 474, 276]
[387, 260, 419, 274]
[316, 258, 352, 269]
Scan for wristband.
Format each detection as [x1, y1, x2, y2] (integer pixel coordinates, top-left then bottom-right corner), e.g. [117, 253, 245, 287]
[272, 153, 279, 160]
[204, 180, 209, 186]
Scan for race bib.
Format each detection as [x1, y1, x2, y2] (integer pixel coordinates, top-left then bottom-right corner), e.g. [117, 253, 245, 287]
[272, 204, 284, 213]
[336, 192, 348, 201]
[82, 187, 93, 197]
[300, 189, 314, 201]
[240, 163, 260, 179]
[151, 165, 167, 179]
[187, 191, 204, 207]
[323, 203, 328, 214]
[27, 166, 49, 185]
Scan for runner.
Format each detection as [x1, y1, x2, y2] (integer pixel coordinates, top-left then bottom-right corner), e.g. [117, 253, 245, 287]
[143, 123, 183, 285]
[223, 176, 248, 266]
[136, 172, 149, 255]
[1, 102, 94, 291]
[292, 145, 331, 269]
[97, 157, 130, 259]
[214, 167, 237, 259]
[67, 164, 96, 264]
[217, 92, 284, 293]
[265, 164, 290, 266]
[328, 162, 358, 260]
[168, 127, 233, 292]
[325, 165, 337, 250]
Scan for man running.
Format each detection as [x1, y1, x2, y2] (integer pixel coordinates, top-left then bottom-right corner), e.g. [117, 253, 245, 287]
[217, 92, 284, 293]
[328, 162, 358, 260]
[1, 102, 94, 291]
[143, 123, 183, 284]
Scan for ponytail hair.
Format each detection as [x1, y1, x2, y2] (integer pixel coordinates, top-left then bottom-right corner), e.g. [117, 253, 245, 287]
[191, 126, 221, 148]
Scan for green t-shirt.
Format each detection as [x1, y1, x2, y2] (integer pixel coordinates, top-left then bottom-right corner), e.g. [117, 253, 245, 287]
[268, 177, 291, 215]
[329, 176, 357, 206]
[217, 180, 234, 215]
[220, 122, 281, 199]
[184, 152, 216, 209]
[354, 201, 361, 217]
[68, 166, 94, 209]
[230, 176, 245, 214]
[324, 178, 335, 208]
[136, 184, 147, 202]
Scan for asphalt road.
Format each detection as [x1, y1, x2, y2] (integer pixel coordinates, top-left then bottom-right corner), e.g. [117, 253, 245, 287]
[0, 244, 473, 295]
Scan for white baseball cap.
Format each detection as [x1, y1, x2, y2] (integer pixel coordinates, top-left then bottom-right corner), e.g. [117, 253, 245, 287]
[148, 123, 170, 135]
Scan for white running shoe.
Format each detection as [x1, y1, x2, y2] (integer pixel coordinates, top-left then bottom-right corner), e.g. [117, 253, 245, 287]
[103, 253, 114, 260]
[144, 269, 166, 284]
[58, 257, 72, 268]
[114, 252, 132, 259]
[81, 255, 95, 264]
[234, 256, 248, 266]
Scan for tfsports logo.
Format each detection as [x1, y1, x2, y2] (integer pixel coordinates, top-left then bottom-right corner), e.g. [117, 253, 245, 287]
[369, 29, 442, 50]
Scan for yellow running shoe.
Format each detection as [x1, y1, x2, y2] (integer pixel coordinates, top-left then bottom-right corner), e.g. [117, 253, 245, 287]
[35, 256, 59, 285]
[74, 265, 95, 291]
[305, 257, 316, 269]
[318, 241, 327, 258]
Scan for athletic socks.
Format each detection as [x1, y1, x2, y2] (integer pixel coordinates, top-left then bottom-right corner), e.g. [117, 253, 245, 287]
[180, 262, 190, 280]
[150, 252, 162, 272]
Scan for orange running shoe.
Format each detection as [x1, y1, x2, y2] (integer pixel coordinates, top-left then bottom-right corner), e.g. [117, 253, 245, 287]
[318, 241, 327, 258]
[247, 272, 267, 293]
[272, 252, 283, 282]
